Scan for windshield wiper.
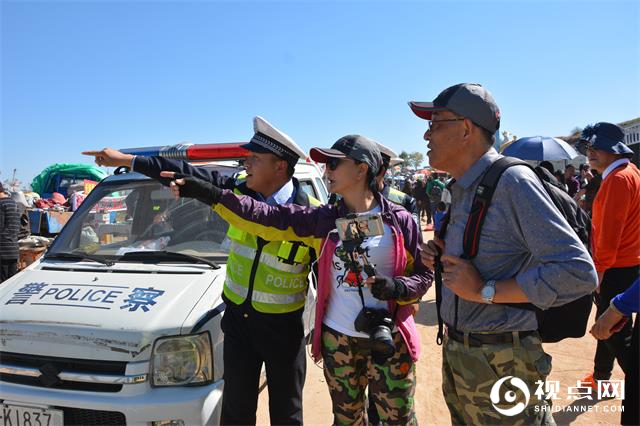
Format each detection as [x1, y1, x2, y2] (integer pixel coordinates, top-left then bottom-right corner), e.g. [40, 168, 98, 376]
[119, 251, 220, 269]
[45, 252, 116, 266]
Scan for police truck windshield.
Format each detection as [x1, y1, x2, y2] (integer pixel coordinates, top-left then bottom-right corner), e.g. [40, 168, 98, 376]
[47, 178, 231, 262]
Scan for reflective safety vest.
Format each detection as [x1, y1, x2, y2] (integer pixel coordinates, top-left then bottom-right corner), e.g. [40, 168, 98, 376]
[381, 185, 419, 224]
[385, 187, 408, 206]
[223, 180, 321, 314]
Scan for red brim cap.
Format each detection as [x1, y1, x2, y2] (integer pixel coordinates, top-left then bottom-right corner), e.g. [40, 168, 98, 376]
[408, 101, 446, 120]
[310, 147, 347, 163]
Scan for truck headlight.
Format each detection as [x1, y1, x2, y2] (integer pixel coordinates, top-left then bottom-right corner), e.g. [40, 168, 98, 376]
[151, 332, 213, 387]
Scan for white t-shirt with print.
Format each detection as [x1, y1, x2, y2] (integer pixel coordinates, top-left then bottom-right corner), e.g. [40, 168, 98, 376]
[323, 206, 396, 338]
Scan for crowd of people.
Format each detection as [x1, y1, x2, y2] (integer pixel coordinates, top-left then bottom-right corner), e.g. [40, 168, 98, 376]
[393, 174, 451, 231]
[391, 152, 602, 231]
[2, 81, 634, 425]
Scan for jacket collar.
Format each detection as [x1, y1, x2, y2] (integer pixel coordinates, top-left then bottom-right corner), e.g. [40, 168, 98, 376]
[236, 177, 313, 207]
[454, 148, 501, 190]
[602, 158, 630, 180]
[256, 179, 295, 206]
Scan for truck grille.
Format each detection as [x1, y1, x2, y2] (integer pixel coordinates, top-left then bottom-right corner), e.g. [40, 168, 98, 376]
[59, 407, 126, 425]
[0, 352, 127, 393]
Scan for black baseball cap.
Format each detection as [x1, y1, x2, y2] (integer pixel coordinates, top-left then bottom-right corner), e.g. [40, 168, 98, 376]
[310, 135, 382, 175]
[409, 83, 501, 133]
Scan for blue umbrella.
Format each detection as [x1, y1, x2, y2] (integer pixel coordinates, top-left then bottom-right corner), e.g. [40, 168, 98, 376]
[501, 136, 579, 161]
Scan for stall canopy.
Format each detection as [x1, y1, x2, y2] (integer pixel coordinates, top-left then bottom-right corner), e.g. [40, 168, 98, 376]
[31, 163, 107, 197]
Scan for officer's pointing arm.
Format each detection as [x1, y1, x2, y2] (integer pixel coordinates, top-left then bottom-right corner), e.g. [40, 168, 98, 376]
[162, 172, 330, 249]
[82, 148, 218, 183]
[136, 156, 219, 182]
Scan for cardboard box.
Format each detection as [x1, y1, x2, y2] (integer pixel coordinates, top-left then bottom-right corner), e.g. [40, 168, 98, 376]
[19, 247, 47, 270]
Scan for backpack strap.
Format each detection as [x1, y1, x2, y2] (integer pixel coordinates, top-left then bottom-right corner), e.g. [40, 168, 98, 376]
[434, 181, 454, 345]
[463, 157, 528, 259]
[434, 209, 450, 345]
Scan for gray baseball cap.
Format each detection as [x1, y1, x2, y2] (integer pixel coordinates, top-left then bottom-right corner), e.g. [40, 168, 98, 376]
[310, 135, 382, 175]
[409, 83, 501, 133]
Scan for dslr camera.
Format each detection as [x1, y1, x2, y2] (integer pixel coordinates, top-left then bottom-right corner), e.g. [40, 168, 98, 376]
[354, 307, 395, 362]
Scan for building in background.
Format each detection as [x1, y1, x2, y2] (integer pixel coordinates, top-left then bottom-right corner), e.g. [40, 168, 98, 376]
[620, 118, 640, 166]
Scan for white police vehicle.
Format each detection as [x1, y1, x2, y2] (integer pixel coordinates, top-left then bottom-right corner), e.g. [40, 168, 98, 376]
[0, 143, 327, 426]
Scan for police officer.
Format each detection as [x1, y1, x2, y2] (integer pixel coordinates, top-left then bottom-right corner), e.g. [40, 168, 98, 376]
[375, 142, 419, 224]
[83, 116, 319, 425]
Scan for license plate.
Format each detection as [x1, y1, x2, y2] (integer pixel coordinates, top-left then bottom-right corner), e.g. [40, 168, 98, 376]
[0, 404, 63, 426]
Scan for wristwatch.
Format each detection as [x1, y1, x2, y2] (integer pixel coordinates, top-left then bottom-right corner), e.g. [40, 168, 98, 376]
[481, 280, 497, 304]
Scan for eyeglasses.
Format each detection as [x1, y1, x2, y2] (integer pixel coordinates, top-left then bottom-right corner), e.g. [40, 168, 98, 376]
[427, 118, 466, 131]
[576, 140, 593, 156]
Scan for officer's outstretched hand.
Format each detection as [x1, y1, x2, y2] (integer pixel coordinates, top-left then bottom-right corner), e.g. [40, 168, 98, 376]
[160, 171, 222, 206]
[366, 276, 407, 300]
[82, 148, 134, 168]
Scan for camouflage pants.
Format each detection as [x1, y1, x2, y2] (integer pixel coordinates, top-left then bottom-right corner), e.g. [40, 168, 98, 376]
[321, 325, 417, 426]
[442, 332, 556, 425]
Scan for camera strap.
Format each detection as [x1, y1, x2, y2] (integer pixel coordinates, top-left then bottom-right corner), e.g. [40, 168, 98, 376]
[346, 243, 398, 323]
[342, 238, 368, 311]
[434, 203, 452, 346]
[354, 266, 367, 308]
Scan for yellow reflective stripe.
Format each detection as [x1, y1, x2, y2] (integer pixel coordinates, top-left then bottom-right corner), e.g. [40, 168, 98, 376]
[230, 242, 308, 274]
[214, 203, 323, 253]
[225, 277, 307, 305]
[226, 225, 245, 240]
[308, 196, 321, 207]
[293, 246, 307, 263]
[387, 188, 405, 205]
[278, 241, 294, 259]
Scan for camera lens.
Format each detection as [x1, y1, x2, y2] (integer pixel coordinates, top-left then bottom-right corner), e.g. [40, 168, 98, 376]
[371, 325, 395, 360]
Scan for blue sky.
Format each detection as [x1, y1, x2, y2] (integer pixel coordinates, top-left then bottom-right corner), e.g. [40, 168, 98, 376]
[2, 0, 639, 187]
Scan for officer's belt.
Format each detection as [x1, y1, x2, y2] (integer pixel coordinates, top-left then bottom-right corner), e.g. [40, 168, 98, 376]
[446, 327, 539, 346]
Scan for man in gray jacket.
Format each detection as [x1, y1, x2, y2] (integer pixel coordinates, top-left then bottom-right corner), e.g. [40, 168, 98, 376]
[412, 83, 597, 425]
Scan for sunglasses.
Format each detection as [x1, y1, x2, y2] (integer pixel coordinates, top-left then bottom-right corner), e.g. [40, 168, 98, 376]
[326, 157, 347, 171]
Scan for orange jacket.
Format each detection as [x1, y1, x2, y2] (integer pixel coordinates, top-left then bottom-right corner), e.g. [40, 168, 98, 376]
[591, 162, 640, 272]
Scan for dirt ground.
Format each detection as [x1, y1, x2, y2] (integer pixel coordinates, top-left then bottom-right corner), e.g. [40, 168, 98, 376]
[256, 230, 626, 425]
